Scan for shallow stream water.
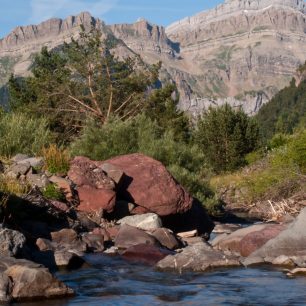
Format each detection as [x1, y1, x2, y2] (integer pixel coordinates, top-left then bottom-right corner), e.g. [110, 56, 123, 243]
[14, 254, 306, 306]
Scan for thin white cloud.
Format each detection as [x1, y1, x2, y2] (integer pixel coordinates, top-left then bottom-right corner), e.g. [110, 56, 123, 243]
[29, 0, 118, 24]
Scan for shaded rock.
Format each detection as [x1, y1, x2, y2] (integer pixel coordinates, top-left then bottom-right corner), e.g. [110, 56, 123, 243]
[156, 242, 241, 272]
[49, 200, 70, 213]
[0, 228, 26, 257]
[54, 250, 85, 269]
[50, 229, 87, 253]
[122, 244, 174, 265]
[245, 208, 306, 265]
[51, 229, 78, 245]
[115, 225, 160, 249]
[0, 273, 12, 303]
[92, 228, 111, 242]
[4, 261, 74, 301]
[36, 238, 55, 252]
[105, 226, 120, 240]
[77, 186, 116, 213]
[69, 157, 116, 213]
[20, 220, 51, 240]
[76, 212, 99, 232]
[162, 200, 214, 237]
[81, 233, 104, 252]
[106, 200, 135, 219]
[182, 236, 206, 246]
[117, 213, 162, 231]
[151, 228, 180, 250]
[104, 153, 193, 216]
[240, 224, 286, 257]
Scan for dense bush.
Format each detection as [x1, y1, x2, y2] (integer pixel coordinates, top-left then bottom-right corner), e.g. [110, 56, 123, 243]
[0, 112, 52, 157]
[194, 104, 260, 173]
[71, 115, 224, 215]
[211, 128, 306, 203]
[256, 79, 306, 140]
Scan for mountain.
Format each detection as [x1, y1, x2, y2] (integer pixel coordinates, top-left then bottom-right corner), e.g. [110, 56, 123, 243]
[1, 0, 306, 114]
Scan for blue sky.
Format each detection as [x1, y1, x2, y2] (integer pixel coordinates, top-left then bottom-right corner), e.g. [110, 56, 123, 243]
[0, 0, 223, 38]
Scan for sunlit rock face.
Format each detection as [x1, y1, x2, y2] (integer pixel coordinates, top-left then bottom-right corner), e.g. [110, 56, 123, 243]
[1, 1, 306, 114]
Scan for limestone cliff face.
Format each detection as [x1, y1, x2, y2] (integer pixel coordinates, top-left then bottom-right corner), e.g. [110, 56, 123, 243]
[1, 1, 306, 114]
[165, 0, 306, 113]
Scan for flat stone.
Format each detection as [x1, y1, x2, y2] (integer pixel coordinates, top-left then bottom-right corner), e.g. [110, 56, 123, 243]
[18, 157, 44, 168]
[156, 242, 241, 272]
[246, 208, 306, 263]
[117, 213, 162, 231]
[4, 263, 74, 301]
[115, 225, 160, 249]
[7, 163, 31, 177]
[11, 154, 30, 163]
[122, 244, 174, 265]
[152, 228, 180, 250]
[54, 250, 84, 269]
[26, 173, 49, 188]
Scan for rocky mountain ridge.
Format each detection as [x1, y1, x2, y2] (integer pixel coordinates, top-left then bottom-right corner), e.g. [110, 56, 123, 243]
[1, 0, 306, 114]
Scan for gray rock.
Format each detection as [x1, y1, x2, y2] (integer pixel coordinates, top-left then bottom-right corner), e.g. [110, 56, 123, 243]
[152, 228, 180, 250]
[54, 250, 84, 268]
[245, 208, 306, 265]
[3, 257, 74, 301]
[0, 228, 26, 257]
[7, 162, 31, 178]
[117, 213, 162, 231]
[18, 157, 44, 168]
[156, 242, 241, 272]
[0, 273, 12, 303]
[115, 225, 160, 249]
[26, 173, 50, 188]
[11, 154, 30, 163]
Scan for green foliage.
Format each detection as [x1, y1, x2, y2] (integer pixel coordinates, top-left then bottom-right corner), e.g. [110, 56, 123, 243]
[144, 84, 190, 141]
[8, 28, 160, 141]
[0, 112, 52, 157]
[194, 104, 260, 173]
[211, 129, 306, 203]
[42, 184, 66, 201]
[256, 78, 306, 140]
[70, 115, 222, 215]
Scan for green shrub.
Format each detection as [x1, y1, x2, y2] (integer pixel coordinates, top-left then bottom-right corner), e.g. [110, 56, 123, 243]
[42, 144, 70, 175]
[42, 184, 66, 201]
[70, 115, 223, 216]
[0, 112, 52, 157]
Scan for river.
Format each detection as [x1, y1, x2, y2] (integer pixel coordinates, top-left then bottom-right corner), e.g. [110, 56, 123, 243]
[14, 253, 306, 306]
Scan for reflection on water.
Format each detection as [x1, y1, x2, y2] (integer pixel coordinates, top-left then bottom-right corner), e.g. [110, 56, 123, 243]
[13, 254, 306, 306]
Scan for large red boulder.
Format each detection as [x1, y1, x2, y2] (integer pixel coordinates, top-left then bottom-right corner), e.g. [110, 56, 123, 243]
[68, 157, 116, 213]
[102, 153, 193, 216]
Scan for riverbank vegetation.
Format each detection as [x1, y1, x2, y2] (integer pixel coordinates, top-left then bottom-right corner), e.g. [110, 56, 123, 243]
[1, 27, 305, 217]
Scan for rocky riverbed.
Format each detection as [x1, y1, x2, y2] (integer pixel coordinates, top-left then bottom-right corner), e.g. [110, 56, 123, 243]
[0, 153, 306, 304]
